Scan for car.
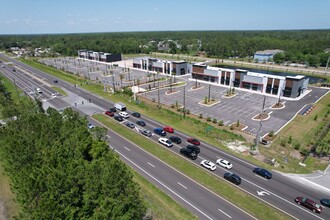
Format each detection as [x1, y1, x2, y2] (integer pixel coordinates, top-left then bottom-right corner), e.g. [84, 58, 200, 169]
[187, 138, 200, 146]
[186, 145, 200, 154]
[36, 88, 42, 93]
[216, 159, 233, 169]
[141, 129, 152, 137]
[54, 79, 59, 83]
[105, 110, 114, 117]
[136, 120, 146, 126]
[132, 112, 141, 118]
[158, 138, 173, 147]
[224, 172, 242, 185]
[119, 112, 129, 118]
[200, 160, 216, 171]
[163, 126, 174, 133]
[51, 93, 57, 98]
[180, 148, 197, 160]
[154, 128, 166, 136]
[87, 123, 95, 129]
[169, 136, 181, 144]
[126, 122, 135, 128]
[253, 167, 272, 179]
[114, 115, 123, 122]
[295, 197, 322, 213]
[320, 198, 330, 207]
[12, 69, 16, 72]
[109, 107, 117, 113]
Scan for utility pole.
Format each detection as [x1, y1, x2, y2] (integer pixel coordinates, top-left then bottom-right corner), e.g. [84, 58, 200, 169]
[13, 78, 20, 102]
[157, 72, 160, 107]
[183, 86, 186, 119]
[133, 77, 136, 102]
[208, 84, 211, 102]
[112, 74, 116, 92]
[254, 95, 266, 151]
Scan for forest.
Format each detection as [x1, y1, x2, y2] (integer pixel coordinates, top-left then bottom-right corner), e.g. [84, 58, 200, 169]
[0, 30, 330, 67]
[0, 78, 146, 219]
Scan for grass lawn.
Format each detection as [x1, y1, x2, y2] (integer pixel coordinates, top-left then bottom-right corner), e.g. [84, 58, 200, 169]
[93, 114, 290, 220]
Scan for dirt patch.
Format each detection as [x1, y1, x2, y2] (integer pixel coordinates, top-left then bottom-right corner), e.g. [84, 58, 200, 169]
[271, 102, 284, 109]
[253, 112, 269, 120]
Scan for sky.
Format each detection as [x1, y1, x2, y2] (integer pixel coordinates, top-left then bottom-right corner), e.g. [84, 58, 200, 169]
[1, 0, 329, 34]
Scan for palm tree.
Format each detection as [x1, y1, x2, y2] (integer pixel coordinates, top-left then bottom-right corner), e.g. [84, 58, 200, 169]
[119, 73, 124, 87]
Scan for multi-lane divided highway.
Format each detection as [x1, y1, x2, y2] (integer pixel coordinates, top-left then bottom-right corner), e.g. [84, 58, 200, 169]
[1, 53, 329, 219]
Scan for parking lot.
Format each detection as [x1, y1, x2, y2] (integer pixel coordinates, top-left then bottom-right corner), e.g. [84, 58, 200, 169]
[41, 57, 329, 137]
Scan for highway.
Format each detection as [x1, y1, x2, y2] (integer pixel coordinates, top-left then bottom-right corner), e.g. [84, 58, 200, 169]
[1, 53, 330, 219]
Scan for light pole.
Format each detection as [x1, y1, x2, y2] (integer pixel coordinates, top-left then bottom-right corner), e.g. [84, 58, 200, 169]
[183, 86, 186, 119]
[157, 72, 160, 107]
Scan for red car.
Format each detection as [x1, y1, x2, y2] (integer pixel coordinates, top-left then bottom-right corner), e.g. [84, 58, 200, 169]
[164, 126, 174, 133]
[295, 197, 322, 213]
[187, 138, 200, 146]
[105, 110, 114, 117]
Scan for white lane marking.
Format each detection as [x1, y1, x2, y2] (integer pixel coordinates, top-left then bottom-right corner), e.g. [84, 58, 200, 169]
[218, 209, 232, 219]
[124, 147, 130, 151]
[257, 191, 270, 196]
[115, 151, 213, 220]
[147, 162, 155, 168]
[177, 182, 187, 189]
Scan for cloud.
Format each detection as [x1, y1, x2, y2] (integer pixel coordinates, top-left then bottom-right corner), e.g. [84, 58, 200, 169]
[5, 19, 18, 24]
[22, 18, 32, 25]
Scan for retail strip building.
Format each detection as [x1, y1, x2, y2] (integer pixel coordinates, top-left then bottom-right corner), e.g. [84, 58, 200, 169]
[133, 57, 192, 76]
[192, 64, 309, 98]
[78, 50, 122, 62]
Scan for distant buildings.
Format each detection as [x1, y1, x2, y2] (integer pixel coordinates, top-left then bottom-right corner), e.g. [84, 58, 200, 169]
[254, 49, 283, 63]
[191, 63, 308, 98]
[78, 50, 122, 62]
[133, 57, 192, 76]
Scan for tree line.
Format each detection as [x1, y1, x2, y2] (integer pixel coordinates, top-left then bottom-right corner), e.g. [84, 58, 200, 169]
[0, 30, 330, 67]
[0, 79, 146, 219]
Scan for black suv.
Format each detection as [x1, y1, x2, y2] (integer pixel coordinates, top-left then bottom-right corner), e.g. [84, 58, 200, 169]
[132, 112, 141, 118]
[224, 172, 242, 185]
[169, 136, 181, 144]
[180, 148, 197, 160]
[186, 145, 200, 154]
[109, 107, 117, 113]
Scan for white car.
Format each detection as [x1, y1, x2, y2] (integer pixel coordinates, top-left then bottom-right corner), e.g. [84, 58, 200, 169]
[200, 160, 216, 171]
[87, 123, 95, 129]
[36, 88, 42, 93]
[119, 112, 129, 118]
[158, 138, 173, 147]
[51, 93, 57, 98]
[216, 159, 233, 169]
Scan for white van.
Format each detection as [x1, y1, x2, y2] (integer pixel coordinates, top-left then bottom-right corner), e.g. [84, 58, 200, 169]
[114, 103, 126, 111]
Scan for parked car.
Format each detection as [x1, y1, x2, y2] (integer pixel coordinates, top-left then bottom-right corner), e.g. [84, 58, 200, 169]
[54, 79, 59, 83]
[87, 123, 95, 129]
[295, 197, 322, 213]
[187, 138, 200, 146]
[154, 128, 166, 136]
[186, 145, 200, 154]
[216, 159, 233, 169]
[136, 120, 146, 126]
[163, 126, 174, 133]
[119, 112, 129, 118]
[253, 167, 272, 179]
[158, 138, 173, 147]
[180, 148, 197, 160]
[169, 136, 181, 144]
[200, 160, 216, 171]
[51, 93, 57, 98]
[141, 129, 152, 137]
[105, 110, 114, 117]
[126, 122, 135, 128]
[224, 172, 241, 185]
[36, 88, 42, 93]
[320, 198, 330, 208]
[114, 115, 123, 122]
[132, 112, 141, 118]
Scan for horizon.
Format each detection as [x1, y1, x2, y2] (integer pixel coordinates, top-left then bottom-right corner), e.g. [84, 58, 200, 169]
[1, 0, 329, 35]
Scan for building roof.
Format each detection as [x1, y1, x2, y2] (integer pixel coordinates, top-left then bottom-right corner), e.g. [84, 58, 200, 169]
[285, 75, 305, 80]
[254, 49, 283, 55]
[247, 71, 285, 80]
